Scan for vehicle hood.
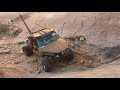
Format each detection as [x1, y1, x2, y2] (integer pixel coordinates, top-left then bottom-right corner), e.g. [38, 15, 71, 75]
[39, 38, 68, 53]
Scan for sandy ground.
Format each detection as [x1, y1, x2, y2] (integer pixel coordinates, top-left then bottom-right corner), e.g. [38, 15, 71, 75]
[34, 59, 120, 78]
[0, 36, 120, 78]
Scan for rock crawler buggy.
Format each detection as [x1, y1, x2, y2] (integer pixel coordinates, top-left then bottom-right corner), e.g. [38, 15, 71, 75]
[19, 14, 74, 72]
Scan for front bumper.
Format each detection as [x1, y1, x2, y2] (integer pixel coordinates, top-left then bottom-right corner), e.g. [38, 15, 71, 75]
[54, 48, 71, 60]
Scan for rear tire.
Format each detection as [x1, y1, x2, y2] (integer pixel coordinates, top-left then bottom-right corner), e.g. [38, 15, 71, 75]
[67, 49, 74, 61]
[42, 57, 52, 72]
[22, 45, 33, 56]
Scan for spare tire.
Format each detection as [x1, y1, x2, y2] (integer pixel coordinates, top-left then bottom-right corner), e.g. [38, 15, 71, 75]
[22, 45, 33, 56]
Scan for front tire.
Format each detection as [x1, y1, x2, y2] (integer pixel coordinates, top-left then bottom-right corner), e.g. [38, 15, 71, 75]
[66, 49, 74, 61]
[22, 45, 33, 56]
[42, 57, 52, 72]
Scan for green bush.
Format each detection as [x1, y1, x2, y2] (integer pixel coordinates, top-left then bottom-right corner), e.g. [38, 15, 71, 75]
[64, 36, 86, 42]
[0, 23, 10, 35]
[64, 36, 77, 41]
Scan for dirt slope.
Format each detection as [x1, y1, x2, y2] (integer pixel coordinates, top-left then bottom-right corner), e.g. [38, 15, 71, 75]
[1, 12, 120, 47]
[0, 12, 29, 22]
[34, 59, 120, 78]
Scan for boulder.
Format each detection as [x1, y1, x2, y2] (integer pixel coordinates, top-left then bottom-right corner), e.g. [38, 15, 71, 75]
[3, 49, 11, 54]
[0, 49, 11, 55]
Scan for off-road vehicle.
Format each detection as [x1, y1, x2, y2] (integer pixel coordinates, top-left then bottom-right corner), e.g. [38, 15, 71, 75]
[19, 14, 74, 72]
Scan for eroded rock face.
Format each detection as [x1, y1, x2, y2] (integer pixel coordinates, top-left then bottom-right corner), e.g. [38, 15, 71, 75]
[0, 44, 4, 48]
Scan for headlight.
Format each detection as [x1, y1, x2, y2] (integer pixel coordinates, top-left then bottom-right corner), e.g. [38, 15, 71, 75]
[55, 55, 60, 60]
[56, 55, 60, 58]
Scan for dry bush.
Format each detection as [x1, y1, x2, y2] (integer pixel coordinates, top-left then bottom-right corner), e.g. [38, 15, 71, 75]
[13, 13, 31, 22]
[0, 23, 10, 35]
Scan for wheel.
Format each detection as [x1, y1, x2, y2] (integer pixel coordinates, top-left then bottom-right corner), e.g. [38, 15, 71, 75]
[42, 57, 52, 72]
[22, 45, 33, 56]
[66, 49, 74, 61]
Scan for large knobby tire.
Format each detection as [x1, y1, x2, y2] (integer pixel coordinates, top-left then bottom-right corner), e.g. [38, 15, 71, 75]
[42, 57, 52, 72]
[67, 49, 74, 61]
[22, 45, 33, 56]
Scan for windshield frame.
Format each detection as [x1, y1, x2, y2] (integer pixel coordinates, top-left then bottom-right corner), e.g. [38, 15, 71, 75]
[36, 31, 59, 48]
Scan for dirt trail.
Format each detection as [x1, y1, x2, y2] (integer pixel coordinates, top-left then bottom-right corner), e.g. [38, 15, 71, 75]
[0, 39, 120, 78]
[33, 59, 120, 78]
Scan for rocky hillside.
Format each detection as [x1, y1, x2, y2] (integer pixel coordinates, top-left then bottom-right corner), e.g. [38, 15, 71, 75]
[12, 12, 120, 47]
[0, 12, 120, 78]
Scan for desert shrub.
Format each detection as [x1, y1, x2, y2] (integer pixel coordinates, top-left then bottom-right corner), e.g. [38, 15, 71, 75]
[65, 36, 86, 42]
[0, 23, 10, 35]
[64, 36, 75, 41]
[16, 41, 26, 45]
[11, 28, 22, 38]
[64, 36, 79, 41]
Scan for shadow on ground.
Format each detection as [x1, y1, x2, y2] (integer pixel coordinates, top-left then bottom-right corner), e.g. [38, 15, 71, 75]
[100, 45, 120, 63]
